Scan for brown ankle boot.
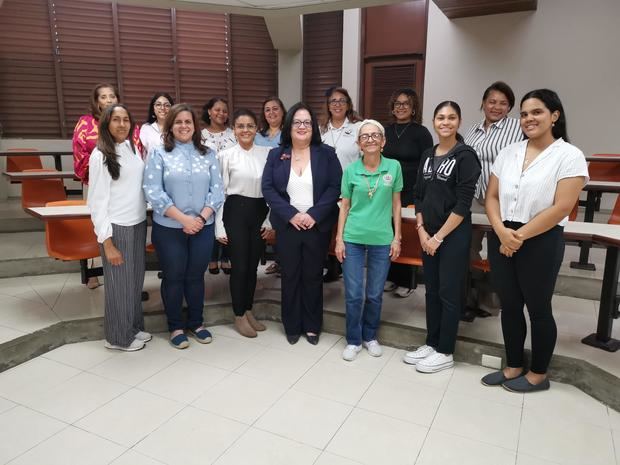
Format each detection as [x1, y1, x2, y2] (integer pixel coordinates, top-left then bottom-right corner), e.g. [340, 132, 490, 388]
[235, 315, 257, 338]
[246, 311, 266, 331]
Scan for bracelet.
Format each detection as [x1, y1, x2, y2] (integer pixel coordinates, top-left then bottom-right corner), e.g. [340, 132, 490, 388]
[416, 223, 424, 230]
[432, 234, 444, 243]
[198, 214, 207, 224]
[392, 239, 401, 244]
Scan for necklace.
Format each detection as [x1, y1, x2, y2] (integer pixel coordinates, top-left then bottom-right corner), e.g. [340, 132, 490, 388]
[363, 174, 380, 199]
[394, 122, 411, 139]
[330, 122, 345, 148]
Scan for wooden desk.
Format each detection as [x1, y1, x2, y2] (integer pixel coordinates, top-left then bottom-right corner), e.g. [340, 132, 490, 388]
[3, 171, 79, 181]
[585, 156, 620, 163]
[0, 150, 72, 171]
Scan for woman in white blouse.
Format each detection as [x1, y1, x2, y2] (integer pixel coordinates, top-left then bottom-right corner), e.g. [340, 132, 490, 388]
[483, 89, 588, 392]
[88, 104, 149, 352]
[140, 92, 174, 156]
[216, 109, 273, 337]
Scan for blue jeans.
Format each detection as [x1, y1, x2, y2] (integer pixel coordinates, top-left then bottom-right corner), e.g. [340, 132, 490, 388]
[151, 221, 214, 332]
[342, 242, 391, 345]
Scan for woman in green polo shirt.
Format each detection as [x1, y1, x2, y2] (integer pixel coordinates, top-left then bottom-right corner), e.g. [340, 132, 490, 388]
[335, 119, 403, 361]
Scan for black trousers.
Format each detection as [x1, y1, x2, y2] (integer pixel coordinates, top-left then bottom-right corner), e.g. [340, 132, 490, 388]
[488, 222, 564, 374]
[422, 218, 471, 354]
[223, 195, 269, 316]
[277, 225, 331, 335]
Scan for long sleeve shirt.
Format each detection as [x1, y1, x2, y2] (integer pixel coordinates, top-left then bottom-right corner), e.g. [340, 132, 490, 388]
[215, 144, 271, 238]
[73, 114, 143, 185]
[140, 122, 163, 158]
[143, 142, 224, 229]
[87, 141, 146, 243]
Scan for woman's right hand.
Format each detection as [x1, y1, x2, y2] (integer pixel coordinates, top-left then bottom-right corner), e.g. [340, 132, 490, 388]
[217, 235, 228, 245]
[335, 239, 346, 263]
[498, 226, 524, 252]
[103, 242, 124, 266]
[181, 214, 203, 235]
[289, 213, 306, 230]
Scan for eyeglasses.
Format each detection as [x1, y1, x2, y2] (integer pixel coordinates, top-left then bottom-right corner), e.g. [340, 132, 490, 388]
[394, 101, 411, 109]
[292, 120, 313, 128]
[359, 132, 383, 142]
[234, 123, 257, 130]
[329, 98, 347, 106]
[154, 102, 171, 109]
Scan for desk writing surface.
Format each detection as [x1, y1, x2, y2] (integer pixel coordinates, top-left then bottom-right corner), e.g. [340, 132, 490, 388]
[3, 171, 77, 180]
[585, 156, 620, 163]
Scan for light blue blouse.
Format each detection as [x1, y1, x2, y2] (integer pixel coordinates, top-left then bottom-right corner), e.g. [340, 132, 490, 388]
[254, 130, 281, 148]
[143, 142, 224, 229]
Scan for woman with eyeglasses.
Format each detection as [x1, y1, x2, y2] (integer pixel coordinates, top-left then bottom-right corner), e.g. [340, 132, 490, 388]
[320, 87, 363, 283]
[335, 120, 403, 361]
[140, 92, 175, 156]
[383, 88, 433, 298]
[262, 102, 342, 345]
[215, 109, 273, 338]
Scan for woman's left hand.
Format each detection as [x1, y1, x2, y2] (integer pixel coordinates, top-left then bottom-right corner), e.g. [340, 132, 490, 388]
[389, 240, 401, 261]
[423, 236, 441, 256]
[261, 228, 275, 240]
[300, 213, 316, 229]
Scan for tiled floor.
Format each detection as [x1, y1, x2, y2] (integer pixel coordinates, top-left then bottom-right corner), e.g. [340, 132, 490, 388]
[0, 323, 618, 465]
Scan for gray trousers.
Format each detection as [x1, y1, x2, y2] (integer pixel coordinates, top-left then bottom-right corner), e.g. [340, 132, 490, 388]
[99, 221, 147, 346]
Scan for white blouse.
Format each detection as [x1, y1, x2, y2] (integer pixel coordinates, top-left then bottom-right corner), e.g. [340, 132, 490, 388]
[87, 141, 147, 243]
[201, 127, 236, 155]
[139, 122, 163, 157]
[321, 118, 362, 170]
[215, 144, 271, 238]
[287, 163, 314, 214]
[491, 138, 589, 226]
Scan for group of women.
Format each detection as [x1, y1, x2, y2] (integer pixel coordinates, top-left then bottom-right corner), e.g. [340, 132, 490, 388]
[75, 80, 588, 393]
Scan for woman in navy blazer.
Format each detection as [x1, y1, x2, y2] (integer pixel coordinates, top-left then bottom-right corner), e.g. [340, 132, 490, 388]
[262, 102, 342, 345]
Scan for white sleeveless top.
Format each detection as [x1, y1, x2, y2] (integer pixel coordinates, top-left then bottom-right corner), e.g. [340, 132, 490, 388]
[287, 163, 314, 213]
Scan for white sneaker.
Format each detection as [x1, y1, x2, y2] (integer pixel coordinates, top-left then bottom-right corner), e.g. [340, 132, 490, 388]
[362, 340, 383, 357]
[403, 345, 436, 365]
[135, 331, 152, 342]
[104, 338, 145, 352]
[394, 286, 414, 298]
[384, 281, 397, 292]
[342, 344, 362, 361]
[416, 352, 454, 373]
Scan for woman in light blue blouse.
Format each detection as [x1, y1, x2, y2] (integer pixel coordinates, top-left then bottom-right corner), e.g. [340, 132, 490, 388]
[144, 103, 224, 349]
[255, 96, 286, 148]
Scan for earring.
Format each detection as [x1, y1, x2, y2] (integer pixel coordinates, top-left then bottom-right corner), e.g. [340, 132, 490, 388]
[552, 122, 555, 127]
[412, 110, 416, 117]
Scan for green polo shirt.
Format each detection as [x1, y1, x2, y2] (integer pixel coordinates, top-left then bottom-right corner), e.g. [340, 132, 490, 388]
[341, 155, 403, 245]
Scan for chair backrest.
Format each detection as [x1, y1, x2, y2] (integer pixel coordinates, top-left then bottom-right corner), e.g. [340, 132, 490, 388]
[394, 205, 423, 266]
[20, 169, 67, 209]
[6, 149, 43, 183]
[608, 195, 620, 225]
[588, 154, 620, 182]
[568, 200, 579, 221]
[44, 200, 100, 261]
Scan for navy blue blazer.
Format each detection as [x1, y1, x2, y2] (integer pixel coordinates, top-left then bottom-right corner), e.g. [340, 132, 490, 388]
[262, 143, 342, 233]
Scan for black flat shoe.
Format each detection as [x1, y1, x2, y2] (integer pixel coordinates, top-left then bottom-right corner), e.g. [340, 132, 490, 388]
[208, 266, 220, 275]
[286, 334, 300, 345]
[460, 307, 477, 322]
[306, 334, 319, 345]
[322, 272, 340, 283]
[221, 262, 231, 275]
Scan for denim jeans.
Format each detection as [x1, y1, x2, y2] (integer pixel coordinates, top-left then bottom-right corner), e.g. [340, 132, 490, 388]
[151, 221, 214, 332]
[342, 242, 391, 345]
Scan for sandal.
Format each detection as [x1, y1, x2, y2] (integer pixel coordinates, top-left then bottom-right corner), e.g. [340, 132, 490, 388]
[265, 262, 280, 274]
[86, 277, 101, 290]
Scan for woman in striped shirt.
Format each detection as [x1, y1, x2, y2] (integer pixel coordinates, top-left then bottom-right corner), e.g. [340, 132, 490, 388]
[464, 82, 523, 320]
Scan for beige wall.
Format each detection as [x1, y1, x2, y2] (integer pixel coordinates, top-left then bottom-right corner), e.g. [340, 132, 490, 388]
[422, 0, 620, 156]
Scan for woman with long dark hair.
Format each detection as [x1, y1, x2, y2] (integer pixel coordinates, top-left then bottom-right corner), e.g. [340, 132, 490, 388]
[262, 102, 342, 345]
[88, 104, 148, 351]
[482, 89, 588, 392]
[144, 104, 225, 349]
[403, 101, 480, 373]
[140, 92, 175, 156]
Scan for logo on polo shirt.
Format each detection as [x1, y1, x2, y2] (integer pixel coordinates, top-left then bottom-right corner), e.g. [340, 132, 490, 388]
[383, 174, 393, 186]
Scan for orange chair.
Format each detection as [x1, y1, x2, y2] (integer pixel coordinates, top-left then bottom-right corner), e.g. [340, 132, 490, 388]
[608, 194, 620, 225]
[569, 200, 579, 221]
[6, 148, 42, 175]
[587, 154, 620, 211]
[20, 169, 67, 210]
[44, 200, 101, 284]
[392, 206, 423, 289]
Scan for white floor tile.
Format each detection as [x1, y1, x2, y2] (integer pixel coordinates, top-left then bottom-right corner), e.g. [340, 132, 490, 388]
[75, 388, 184, 447]
[379, 349, 454, 389]
[7, 425, 126, 465]
[431, 391, 521, 450]
[523, 382, 610, 428]
[293, 359, 377, 406]
[179, 332, 265, 371]
[321, 341, 395, 373]
[447, 364, 524, 407]
[612, 429, 620, 465]
[326, 408, 427, 465]
[213, 427, 320, 465]
[88, 344, 179, 386]
[0, 405, 66, 464]
[235, 346, 316, 387]
[25, 273, 70, 308]
[519, 409, 616, 465]
[416, 429, 516, 465]
[0, 325, 26, 344]
[109, 449, 165, 465]
[135, 406, 246, 465]
[137, 358, 229, 404]
[610, 407, 620, 431]
[314, 452, 364, 465]
[0, 357, 81, 404]
[43, 340, 115, 370]
[192, 372, 287, 424]
[357, 373, 443, 427]
[21, 372, 129, 423]
[0, 396, 15, 415]
[255, 389, 352, 449]
[252, 322, 342, 360]
[52, 283, 105, 321]
[0, 294, 61, 332]
[515, 453, 561, 465]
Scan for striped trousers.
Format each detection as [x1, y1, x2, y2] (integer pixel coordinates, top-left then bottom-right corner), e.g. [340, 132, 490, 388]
[99, 221, 147, 347]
